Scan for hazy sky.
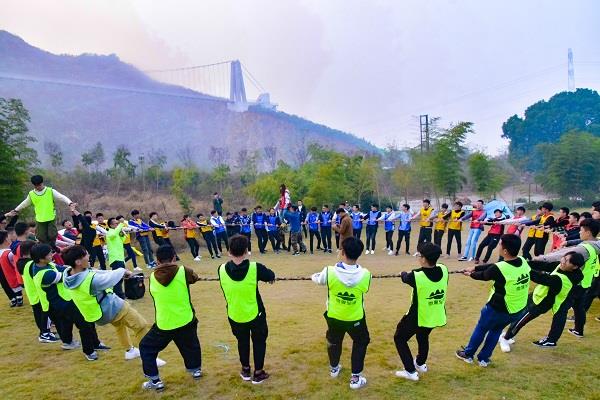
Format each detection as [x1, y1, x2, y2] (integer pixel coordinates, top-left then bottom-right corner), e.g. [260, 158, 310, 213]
[2, 0, 599, 153]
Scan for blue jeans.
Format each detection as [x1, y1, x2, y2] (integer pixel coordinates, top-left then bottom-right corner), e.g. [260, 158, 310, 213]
[464, 304, 523, 362]
[138, 236, 154, 265]
[463, 228, 482, 259]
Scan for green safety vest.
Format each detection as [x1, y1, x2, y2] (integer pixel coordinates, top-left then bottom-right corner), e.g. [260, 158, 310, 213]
[581, 243, 599, 289]
[326, 266, 371, 322]
[68, 271, 113, 323]
[489, 257, 530, 314]
[149, 266, 194, 330]
[28, 187, 56, 223]
[219, 262, 259, 323]
[22, 260, 39, 305]
[413, 264, 449, 328]
[532, 267, 573, 314]
[106, 224, 126, 264]
[33, 263, 72, 312]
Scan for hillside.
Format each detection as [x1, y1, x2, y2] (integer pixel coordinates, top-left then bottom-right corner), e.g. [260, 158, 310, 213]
[0, 30, 378, 169]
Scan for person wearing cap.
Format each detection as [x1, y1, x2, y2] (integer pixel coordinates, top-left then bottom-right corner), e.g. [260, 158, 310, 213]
[394, 242, 448, 381]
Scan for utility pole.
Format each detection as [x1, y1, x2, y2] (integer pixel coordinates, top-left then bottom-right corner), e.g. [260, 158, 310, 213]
[139, 155, 146, 192]
[420, 114, 430, 153]
[568, 48, 575, 92]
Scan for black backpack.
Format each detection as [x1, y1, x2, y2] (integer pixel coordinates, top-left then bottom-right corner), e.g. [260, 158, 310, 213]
[125, 273, 146, 300]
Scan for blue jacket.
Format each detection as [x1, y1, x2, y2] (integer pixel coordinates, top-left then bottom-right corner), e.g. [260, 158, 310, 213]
[283, 211, 302, 233]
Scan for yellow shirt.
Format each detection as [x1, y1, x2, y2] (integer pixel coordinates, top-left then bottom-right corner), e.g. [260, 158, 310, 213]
[198, 219, 214, 234]
[420, 207, 434, 227]
[434, 211, 449, 231]
[448, 210, 463, 231]
[527, 214, 538, 238]
[92, 222, 108, 247]
[534, 213, 554, 238]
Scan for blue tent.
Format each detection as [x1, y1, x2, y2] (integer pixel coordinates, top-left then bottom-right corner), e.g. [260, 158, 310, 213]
[484, 199, 514, 219]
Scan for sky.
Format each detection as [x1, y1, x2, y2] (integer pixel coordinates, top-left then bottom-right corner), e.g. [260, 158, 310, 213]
[2, 0, 600, 154]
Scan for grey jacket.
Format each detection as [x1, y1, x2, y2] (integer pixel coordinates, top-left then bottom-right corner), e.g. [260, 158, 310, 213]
[536, 240, 600, 263]
[63, 267, 126, 325]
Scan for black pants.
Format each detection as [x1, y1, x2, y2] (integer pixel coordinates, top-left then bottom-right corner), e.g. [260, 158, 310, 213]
[241, 232, 252, 251]
[215, 231, 229, 253]
[140, 319, 202, 379]
[385, 231, 394, 250]
[548, 285, 586, 342]
[255, 229, 268, 252]
[325, 313, 370, 375]
[321, 227, 332, 251]
[110, 261, 126, 299]
[267, 231, 280, 251]
[309, 230, 321, 252]
[505, 300, 547, 340]
[353, 228, 362, 241]
[202, 232, 219, 257]
[446, 229, 461, 255]
[418, 227, 432, 244]
[584, 276, 600, 312]
[396, 230, 410, 254]
[0, 267, 15, 301]
[365, 225, 378, 251]
[475, 234, 501, 263]
[32, 302, 50, 335]
[229, 313, 268, 370]
[393, 315, 433, 373]
[153, 236, 165, 246]
[124, 243, 138, 269]
[302, 224, 308, 239]
[186, 238, 200, 258]
[335, 232, 341, 249]
[49, 302, 100, 355]
[433, 229, 444, 247]
[90, 245, 106, 270]
[534, 237, 549, 256]
[521, 237, 536, 260]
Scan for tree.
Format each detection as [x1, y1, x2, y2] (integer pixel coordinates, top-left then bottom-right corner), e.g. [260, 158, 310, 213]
[108, 145, 136, 195]
[81, 142, 105, 173]
[44, 141, 63, 170]
[146, 151, 167, 192]
[208, 146, 230, 167]
[171, 167, 199, 214]
[502, 88, 600, 171]
[0, 98, 37, 210]
[429, 122, 472, 201]
[467, 151, 507, 198]
[263, 145, 278, 170]
[536, 131, 600, 199]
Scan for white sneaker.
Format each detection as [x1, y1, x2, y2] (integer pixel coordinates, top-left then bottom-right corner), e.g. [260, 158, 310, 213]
[395, 370, 419, 381]
[507, 337, 516, 345]
[467, 257, 473, 262]
[365, 250, 370, 255]
[61, 340, 81, 350]
[330, 364, 342, 378]
[125, 347, 141, 360]
[156, 358, 167, 368]
[133, 267, 143, 273]
[370, 250, 374, 255]
[388, 250, 394, 256]
[349, 374, 367, 389]
[413, 252, 419, 257]
[194, 256, 201, 262]
[498, 333, 512, 353]
[478, 359, 491, 368]
[414, 359, 428, 373]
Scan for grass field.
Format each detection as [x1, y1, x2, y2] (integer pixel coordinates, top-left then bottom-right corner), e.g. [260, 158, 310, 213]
[1, 229, 600, 400]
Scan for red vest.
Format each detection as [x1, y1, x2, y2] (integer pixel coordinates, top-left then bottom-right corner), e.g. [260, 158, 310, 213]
[470, 209, 485, 229]
[0, 249, 23, 288]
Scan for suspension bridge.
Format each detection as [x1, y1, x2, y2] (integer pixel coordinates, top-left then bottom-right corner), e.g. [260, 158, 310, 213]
[144, 60, 276, 112]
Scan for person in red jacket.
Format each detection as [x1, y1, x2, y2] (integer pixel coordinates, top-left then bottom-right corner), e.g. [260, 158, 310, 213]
[474, 209, 506, 264]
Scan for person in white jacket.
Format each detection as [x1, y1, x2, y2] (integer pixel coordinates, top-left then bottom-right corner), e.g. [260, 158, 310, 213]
[312, 236, 371, 390]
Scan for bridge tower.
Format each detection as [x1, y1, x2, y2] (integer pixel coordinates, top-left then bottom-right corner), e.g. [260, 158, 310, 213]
[228, 60, 248, 112]
[568, 48, 575, 92]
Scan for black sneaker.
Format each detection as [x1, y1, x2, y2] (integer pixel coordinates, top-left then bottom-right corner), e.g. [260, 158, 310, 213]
[568, 328, 583, 338]
[192, 369, 202, 380]
[216, 254, 221, 259]
[252, 370, 270, 384]
[328, 249, 332, 253]
[395, 252, 399, 256]
[458, 257, 468, 262]
[240, 367, 251, 381]
[211, 255, 215, 259]
[16, 296, 24, 307]
[532, 338, 556, 348]
[455, 349, 473, 363]
[9, 298, 17, 307]
[95, 342, 111, 351]
[39, 332, 60, 343]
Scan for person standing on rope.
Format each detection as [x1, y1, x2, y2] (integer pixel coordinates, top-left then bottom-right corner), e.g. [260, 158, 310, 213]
[6, 175, 75, 248]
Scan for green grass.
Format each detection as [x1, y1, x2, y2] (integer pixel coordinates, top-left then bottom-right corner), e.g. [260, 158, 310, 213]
[2, 229, 600, 400]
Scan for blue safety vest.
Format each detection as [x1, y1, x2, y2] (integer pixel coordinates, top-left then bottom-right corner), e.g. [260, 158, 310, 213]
[308, 213, 319, 231]
[384, 212, 395, 231]
[367, 211, 379, 226]
[267, 215, 278, 232]
[320, 212, 331, 227]
[352, 212, 363, 230]
[253, 213, 265, 229]
[212, 217, 226, 233]
[240, 215, 252, 233]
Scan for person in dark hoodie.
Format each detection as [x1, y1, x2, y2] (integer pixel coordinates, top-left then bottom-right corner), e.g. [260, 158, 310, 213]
[218, 234, 275, 385]
[311, 236, 371, 390]
[62, 245, 165, 367]
[139, 245, 202, 392]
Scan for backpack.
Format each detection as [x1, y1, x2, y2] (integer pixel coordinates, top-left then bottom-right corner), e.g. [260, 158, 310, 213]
[125, 273, 146, 300]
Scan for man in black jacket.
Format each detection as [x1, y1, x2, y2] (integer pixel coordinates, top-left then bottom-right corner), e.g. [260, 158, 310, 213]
[218, 234, 275, 384]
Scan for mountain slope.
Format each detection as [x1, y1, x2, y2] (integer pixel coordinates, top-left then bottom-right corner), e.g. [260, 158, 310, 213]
[0, 30, 378, 169]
